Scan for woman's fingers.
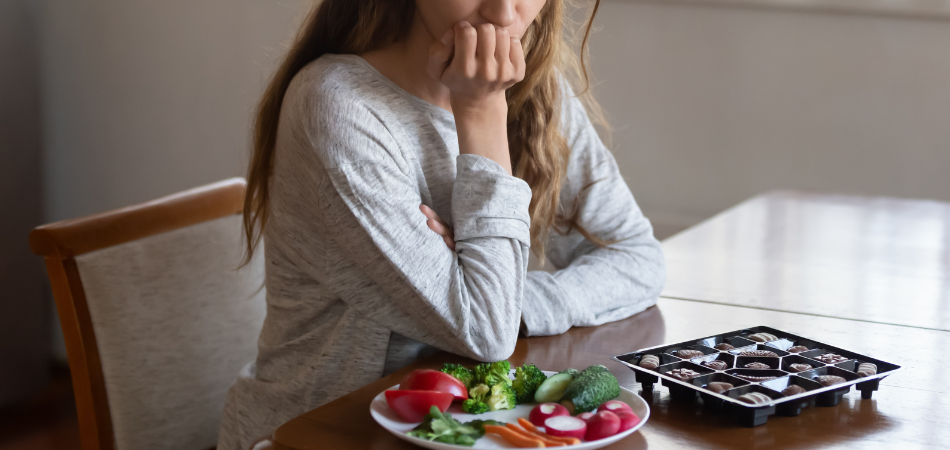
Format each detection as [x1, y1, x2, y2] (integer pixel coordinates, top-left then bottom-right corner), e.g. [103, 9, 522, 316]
[453, 22, 478, 76]
[426, 29, 455, 81]
[495, 28, 511, 80]
[475, 24, 496, 73]
[420, 205, 456, 250]
[509, 37, 526, 83]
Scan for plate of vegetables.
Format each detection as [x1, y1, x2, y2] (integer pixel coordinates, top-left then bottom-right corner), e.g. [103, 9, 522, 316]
[370, 361, 649, 448]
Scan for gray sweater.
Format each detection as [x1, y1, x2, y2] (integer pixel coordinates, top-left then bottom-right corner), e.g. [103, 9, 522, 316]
[218, 54, 665, 450]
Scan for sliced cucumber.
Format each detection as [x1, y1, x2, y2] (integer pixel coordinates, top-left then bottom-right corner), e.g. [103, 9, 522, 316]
[534, 372, 575, 403]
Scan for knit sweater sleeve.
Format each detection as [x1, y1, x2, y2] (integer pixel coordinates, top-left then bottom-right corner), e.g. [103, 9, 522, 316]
[520, 85, 666, 337]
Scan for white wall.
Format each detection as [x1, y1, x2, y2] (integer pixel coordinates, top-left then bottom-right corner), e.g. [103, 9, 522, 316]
[590, 1, 950, 234]
[39, 0, 312, 222]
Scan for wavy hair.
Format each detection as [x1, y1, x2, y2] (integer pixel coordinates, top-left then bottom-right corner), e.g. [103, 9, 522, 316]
[243, 0, 606, 265]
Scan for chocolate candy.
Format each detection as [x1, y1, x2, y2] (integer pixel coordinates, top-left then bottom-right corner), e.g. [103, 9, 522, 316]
[703, 360, 729, 371]
[707, 382, 734, 394]
[744, 362, 771, 370]
[714, 343, 735, 351]
[748, 333, 778, 343]
[816, 375, 847, 386]
[639, 355, 660, 369]
[782, 385, 806, 396]
[739, 350, 779, 358]
[735, 374, 778, 382]
[857, 363, 878, 377]
[787, 363, 813, 373]
[667, 368, 702, 381]
[675, 349, 705, 359]
[815, 353, 849, 364]
[737, 392, 772, 405]
[787, 345, 809, 353]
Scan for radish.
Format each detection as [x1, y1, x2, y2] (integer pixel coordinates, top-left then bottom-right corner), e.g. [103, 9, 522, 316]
[599, 400, 632, 415]
[529, 403, 569, 427]
[615, 410, 640, 432]
[543, 415, 587, 440]
[578, 412, 595, 423]
[585, 411, 621, 441]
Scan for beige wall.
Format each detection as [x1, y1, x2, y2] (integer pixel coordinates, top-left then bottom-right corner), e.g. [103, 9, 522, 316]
[40, 0, 311, 222]
[591, 1, 950, 233]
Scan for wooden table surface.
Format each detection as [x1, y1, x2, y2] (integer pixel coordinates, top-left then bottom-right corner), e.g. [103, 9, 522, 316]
[661, 191, 950, 331]
[273, 192, 950, 449]
[273, 298, 949, 449]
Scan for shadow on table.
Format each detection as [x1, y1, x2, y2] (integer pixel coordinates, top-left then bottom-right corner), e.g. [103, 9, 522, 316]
[637, 388, 895, 449]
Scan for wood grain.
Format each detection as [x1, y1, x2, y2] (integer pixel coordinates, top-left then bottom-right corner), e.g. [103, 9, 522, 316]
[273, 298, 950, 449]
[661, 191, 950, 330]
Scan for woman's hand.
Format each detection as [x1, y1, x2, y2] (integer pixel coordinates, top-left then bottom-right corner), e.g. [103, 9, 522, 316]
[427, 22, 526, 175]
[420, 204, 456, 251]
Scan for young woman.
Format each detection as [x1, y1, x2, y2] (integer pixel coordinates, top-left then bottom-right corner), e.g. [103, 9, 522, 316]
[219, 0, 665, 448]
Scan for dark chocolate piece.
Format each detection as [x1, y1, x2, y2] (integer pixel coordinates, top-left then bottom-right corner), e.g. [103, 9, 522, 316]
[748, 333, 778, 343]
[675, 349, 705, 359]
[816, 375, 847, 386]
[787, 363, 813, 373]
[639, 355, 660, 370]
[857, 363, 878, 377]
[707, 382, 733, 394]
[787, 345, 809, 353]
[734, 374, 778, 382]
[667, 368, 702, 381]
[814, 353, 849, 364]
[782, 385, 807, 396]
[702, 360, 728, 371]
[739, 350, 779, 358]
[737, 392, 772, 405]
[744, 362, 771, 370]
[714, 343, 735, 351]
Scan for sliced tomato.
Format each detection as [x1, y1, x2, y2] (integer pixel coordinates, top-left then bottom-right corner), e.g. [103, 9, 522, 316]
[385, 390, 454, 422]
[398, 369, 468, 401]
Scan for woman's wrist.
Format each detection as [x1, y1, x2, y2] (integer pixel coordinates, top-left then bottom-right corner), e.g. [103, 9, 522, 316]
[452, 94, 512, 174]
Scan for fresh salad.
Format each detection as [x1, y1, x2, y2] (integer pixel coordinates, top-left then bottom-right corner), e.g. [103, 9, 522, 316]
[383, 361, 641, 447]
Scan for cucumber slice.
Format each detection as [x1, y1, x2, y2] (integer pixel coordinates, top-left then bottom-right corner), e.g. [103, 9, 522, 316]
[534, 372, 575, 403]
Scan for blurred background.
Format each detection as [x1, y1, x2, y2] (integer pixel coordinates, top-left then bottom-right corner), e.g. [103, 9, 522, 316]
[2, 0, 948, 448]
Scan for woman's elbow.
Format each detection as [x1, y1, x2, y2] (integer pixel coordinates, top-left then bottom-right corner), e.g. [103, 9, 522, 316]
[467, 329, 518, 363]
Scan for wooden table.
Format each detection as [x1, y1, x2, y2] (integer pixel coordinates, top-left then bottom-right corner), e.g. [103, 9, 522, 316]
[662, 191, 950, 331]
[273, 192, 950, 449]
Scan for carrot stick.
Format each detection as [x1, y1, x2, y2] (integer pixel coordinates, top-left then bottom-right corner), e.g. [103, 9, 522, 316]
[506, 422, 566, 447]
[518, 418, 582, 446]
[484, 424, 546, 448]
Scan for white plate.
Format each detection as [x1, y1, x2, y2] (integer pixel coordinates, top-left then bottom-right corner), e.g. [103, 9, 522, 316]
[369, 371, 650, 449]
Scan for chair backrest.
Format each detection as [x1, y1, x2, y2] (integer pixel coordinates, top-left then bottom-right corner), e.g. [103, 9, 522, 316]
[30, 178, 266, 450]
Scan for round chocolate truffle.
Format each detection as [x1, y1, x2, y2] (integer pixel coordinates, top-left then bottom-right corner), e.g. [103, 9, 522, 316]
[739, 350, 779, 358]
[782, 385, 807, 396]
[748, 333, 778, 343]
[744, 362, 771, 370]
[815, 353, 849, 364]
[787, 363, 813, 373]
[857, 362, 878, 377]
[714, 343, 736, 351]
[675, 349, 705, 359]
[738, 392, 772, 405]
[639, 355, 660, 370]
[787, 345, 809, 353]
[816, 375, 847, 386]
[667, 368, 702, 381]
[703, 360, 728, 371]
[707, 381, 734, 394]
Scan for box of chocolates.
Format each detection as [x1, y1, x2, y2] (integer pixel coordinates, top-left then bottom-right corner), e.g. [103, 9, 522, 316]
[611, 326, 901, 427]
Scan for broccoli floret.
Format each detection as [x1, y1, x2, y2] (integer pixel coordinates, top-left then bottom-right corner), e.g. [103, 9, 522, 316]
[441, 363, 475, 388]
[486, 383, 517, 411]
[469, 383, 490, 403]
[512, 363, 548, 404]
[461, 399, 489, 414]
[473, 361, 511, 387]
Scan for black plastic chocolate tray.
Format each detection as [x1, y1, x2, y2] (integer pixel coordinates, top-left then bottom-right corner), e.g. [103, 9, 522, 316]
[611, 326, 901, 427]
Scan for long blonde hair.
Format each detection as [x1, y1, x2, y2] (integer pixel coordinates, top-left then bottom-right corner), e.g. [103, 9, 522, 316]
[243, 0, 606, 264]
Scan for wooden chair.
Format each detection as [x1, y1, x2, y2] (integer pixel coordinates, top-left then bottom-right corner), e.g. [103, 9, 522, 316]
[30, 178, 267, 450]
